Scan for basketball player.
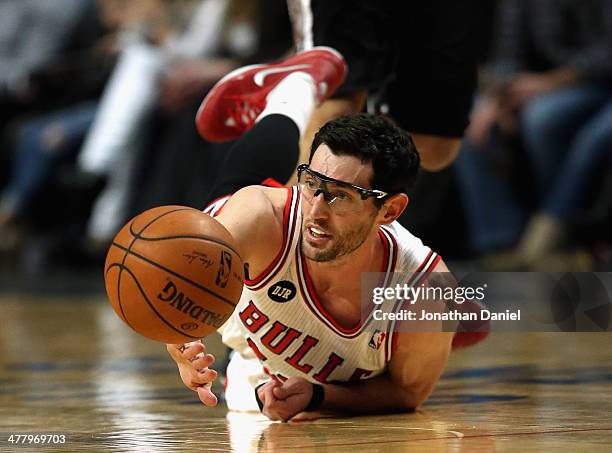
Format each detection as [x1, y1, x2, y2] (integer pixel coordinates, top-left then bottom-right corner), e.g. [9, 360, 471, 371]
[167, 48, 487, 421]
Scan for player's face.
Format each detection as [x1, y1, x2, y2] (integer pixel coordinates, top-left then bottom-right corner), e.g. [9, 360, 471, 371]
[300, 145, 380, 262]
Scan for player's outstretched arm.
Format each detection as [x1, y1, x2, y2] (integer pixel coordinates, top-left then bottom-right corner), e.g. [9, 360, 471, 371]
[259, 260, 455, 421]
[320, 331, 453, 415]
[318, 260, 455, 414]
[258, 329, 453, 421]
[166, 186, 285, 406]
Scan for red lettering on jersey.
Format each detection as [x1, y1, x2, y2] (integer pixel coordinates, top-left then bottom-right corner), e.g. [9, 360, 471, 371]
[246, 337, 268, 361]
[239, 300, 269, 333]
[313, 353, 344, 384]
[285, 335, 318, 374]
[349, 368, 373, 381]
[260, 321, 301, 354]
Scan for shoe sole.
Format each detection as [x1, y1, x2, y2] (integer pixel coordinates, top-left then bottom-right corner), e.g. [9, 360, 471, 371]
[195, 63, 266, 141]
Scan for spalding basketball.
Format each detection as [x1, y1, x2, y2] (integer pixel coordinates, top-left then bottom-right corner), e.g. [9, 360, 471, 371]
[104, 206, 244, 344]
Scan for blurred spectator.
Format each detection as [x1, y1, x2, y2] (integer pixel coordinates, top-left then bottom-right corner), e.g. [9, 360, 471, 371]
[0, 0, 115, 240]
[455, 0, 612, 268]
[0, 0, 183, 270]
[0, 0, 290, 277]
[80, 0, 291, 249]
[0, 0, 112, 127]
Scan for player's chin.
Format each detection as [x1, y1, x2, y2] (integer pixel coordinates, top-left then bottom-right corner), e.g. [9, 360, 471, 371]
[302, 241, 333, 261]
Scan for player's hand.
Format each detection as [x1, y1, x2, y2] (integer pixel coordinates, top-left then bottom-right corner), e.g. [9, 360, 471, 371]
[257, 377, 313, 422]
[166, 341, 218, 406]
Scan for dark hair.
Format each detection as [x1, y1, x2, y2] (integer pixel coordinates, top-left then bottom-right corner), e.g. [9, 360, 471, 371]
[309, 114, 420, 197]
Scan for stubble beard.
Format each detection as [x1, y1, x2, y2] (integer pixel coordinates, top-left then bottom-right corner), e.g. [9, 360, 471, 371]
[301, 215, 377, 263]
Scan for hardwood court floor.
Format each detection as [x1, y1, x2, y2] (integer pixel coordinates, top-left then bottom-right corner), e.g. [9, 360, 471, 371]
[1, 295, 611, 452]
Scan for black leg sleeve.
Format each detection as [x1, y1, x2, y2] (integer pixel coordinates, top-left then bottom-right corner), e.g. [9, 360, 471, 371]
[205, 114, 300, 204]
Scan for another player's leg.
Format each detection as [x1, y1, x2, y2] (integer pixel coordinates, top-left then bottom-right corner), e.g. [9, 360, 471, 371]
[201, 51, 346, 213]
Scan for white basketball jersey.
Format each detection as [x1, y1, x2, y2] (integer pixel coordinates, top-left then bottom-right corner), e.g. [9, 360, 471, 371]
[217, 187, 440, 395]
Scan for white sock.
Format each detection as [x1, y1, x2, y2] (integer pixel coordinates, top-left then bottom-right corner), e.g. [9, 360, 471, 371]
[256, 72, 316, 137]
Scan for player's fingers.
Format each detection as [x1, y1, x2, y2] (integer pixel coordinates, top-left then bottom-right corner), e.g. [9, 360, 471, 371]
[276, 408, 292, 422]
[184, 366, 217, 387]
[166, 343, 184, 359]
[180, 341, 202, 351]
[264, 411, 280, 422]
[184, 340, 205, 350]
[196, 384, 218, 407]
[182, 343, 205, 360]
[272, 385, 290, 400]
[191, 354, 214, 370]
[257, 384, 266, 405]
[262, 403, 280, 421]
[190, 352, 214, 364]
[194, 368, 218, 385]
[263, 399, 292, 422]
[263, 382, 278, 406]
[257, 380, 279, 406]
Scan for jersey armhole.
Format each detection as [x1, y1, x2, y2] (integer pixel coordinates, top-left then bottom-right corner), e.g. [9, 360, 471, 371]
[203, 194, 232, 217]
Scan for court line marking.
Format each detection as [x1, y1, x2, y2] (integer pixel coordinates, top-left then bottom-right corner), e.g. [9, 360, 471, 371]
[267, 427, 612, 450]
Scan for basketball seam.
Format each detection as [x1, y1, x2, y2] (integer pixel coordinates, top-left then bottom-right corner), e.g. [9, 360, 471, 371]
[111, 242, 238, 308]
[114, 207, 194, 325]
[129, 234, 242, 260]
[107, 262, 201, 340]
[106, 259, 133, 330]
[132, 207, 195, 235]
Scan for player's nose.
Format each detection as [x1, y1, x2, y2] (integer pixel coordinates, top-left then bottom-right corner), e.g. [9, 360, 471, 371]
[308, 190, 331, 219]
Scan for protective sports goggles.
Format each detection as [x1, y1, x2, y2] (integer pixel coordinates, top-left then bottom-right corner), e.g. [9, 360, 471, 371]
[296, 164, 389, 214]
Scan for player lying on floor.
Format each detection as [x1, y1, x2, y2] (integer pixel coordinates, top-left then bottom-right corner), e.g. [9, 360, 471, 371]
[167, 48, 487, 422]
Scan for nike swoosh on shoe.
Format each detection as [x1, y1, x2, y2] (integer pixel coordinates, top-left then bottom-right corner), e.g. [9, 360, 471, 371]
[253, 64, 312, 87]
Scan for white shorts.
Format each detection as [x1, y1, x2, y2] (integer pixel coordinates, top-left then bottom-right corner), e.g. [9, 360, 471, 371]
[224, 351, 269, 412]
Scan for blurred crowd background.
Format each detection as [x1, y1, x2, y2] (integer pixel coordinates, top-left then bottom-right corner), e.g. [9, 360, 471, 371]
[1, 0, 611, 293]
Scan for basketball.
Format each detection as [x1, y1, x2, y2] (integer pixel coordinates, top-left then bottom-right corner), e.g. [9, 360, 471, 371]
[104, 205, 244, 344]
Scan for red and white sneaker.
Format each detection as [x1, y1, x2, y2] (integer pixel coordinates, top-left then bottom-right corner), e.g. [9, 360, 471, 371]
[195, 46, 347, 142]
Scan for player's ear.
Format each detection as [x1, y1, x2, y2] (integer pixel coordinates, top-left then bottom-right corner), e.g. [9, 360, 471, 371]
[378, 193, 409, 224]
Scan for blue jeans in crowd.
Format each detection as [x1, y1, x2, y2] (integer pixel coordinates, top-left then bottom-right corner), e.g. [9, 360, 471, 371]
[521, 84, 612, 222]
[455, 84, 612, 254]
[454, 125, 527, 253]
[0, 102, 98, 217]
